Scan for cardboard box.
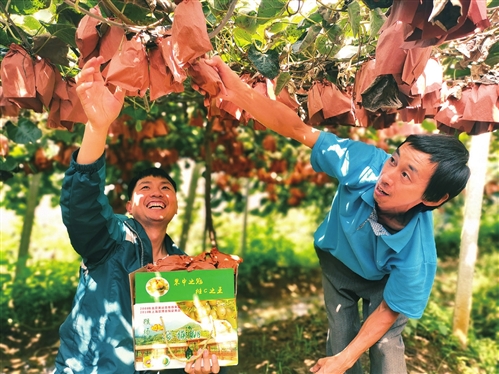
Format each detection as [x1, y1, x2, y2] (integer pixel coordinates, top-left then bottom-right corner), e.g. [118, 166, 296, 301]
[130, 268, 238, 371]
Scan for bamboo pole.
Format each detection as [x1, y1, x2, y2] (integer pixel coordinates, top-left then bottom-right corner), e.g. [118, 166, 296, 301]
[452, 131, 492, 348]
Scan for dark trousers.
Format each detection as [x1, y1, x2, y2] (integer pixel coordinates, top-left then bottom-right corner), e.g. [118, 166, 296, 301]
[316, 247, 408, 374]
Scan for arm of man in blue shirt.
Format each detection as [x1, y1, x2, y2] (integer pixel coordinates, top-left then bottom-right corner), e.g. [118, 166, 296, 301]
[311, 301, 399, 373]
[207, 56, 320, 149]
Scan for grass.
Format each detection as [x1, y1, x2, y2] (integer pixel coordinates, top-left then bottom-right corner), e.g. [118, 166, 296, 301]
[234, 252, 499, 374]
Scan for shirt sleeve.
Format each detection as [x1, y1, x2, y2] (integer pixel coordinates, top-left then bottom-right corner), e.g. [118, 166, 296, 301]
[310, 132, 389, 185]
[383, 261, 437, 319]
[60, 149, 124, 263]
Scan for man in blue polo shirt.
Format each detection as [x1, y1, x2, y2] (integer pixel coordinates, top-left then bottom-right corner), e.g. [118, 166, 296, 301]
[207, 56, 470, 374]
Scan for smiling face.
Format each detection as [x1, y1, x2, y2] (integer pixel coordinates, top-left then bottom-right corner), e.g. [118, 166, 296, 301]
[126, 176, 178, 227]
[374, 143, 446, 214]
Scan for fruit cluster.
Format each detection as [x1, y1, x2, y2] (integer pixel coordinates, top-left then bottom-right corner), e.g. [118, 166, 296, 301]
[178, 298, 237, 330]
[146, 247, 242, 274]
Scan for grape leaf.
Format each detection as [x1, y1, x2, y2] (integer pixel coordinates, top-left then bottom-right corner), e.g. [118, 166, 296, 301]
[248, 45, 280, 80]
[40, 21, 77, 49]
[5, 119, 43, 144]
[257, 0, 287, 25]
[10, 0, 50, 15]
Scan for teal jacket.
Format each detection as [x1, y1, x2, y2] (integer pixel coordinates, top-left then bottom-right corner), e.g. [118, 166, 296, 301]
[54, 151, 186, 374]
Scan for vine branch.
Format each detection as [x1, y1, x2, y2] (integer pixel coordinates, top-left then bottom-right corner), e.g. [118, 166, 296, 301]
[62, 0, 168, 33]
[203, 118, 218, 250]
[100, 0, 134, 25]
[208, 0, 237, 39]
[0, 0, 32, 52]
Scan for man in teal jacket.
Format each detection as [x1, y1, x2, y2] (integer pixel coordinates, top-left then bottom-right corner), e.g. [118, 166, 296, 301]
[54, 56, 221, 374]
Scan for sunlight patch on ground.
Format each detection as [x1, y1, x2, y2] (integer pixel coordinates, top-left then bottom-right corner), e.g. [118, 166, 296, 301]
[238, 296, 324, 329]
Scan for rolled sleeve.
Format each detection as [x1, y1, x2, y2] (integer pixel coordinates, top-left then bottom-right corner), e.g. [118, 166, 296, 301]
[311, 132, 387, 184]
[383, 262, 437, 319]
[60, 150, 121, 262]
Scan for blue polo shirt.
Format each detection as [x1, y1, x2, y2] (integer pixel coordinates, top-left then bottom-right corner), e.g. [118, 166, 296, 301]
[310, 131, 437, 319]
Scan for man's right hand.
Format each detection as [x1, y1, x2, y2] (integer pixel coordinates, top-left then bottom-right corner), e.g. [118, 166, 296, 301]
[184, 349, 220, 374]
[75, 56, 125, 131]
[205, 55, 320, 149]
[204, 56, 246, 105]
[74, 56, 126, 165]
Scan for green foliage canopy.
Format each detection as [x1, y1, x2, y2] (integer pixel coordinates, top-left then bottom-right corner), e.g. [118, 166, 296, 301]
[0, 0, 498, 216]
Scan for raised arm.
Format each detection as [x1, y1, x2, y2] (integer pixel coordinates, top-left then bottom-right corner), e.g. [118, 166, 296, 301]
[207, 56, 321, 148]
[75, 56, 126, 164]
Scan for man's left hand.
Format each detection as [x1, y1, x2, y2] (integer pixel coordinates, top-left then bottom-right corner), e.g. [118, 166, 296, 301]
[184, 349, 220, 374]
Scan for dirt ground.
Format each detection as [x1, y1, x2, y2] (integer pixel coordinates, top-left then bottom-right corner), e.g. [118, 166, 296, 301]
[0, 312, 447, 374]
[0, 271, 448, 374]
[0, 322, 59, 374]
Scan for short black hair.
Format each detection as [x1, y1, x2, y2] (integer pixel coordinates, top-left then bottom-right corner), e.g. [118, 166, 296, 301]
[127, 167, 177, 200]
[399, 134, 470, 211]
